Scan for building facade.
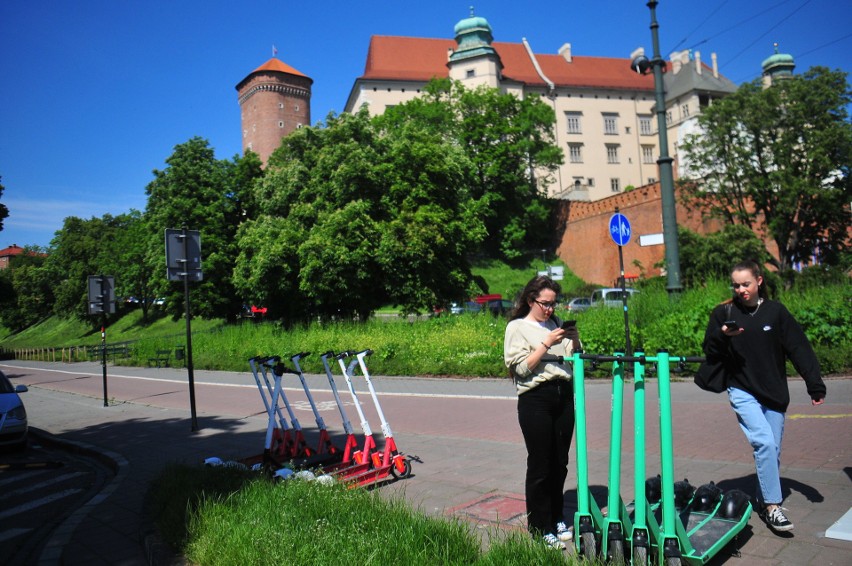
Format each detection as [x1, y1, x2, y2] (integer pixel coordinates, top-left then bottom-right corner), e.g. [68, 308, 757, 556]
[344, 12, 737, 202]
[236, 58, 313, 164]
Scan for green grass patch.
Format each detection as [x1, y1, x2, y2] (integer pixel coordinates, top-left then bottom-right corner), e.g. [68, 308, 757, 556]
[150, 464, 587, 565]
[3, 271, 850, 376]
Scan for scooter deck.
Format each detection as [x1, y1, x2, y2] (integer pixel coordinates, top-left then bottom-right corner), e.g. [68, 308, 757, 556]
[642, 501, 752, 563]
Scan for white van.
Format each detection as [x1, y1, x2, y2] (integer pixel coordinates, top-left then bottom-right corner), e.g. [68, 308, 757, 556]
[590, 287, 639, 308]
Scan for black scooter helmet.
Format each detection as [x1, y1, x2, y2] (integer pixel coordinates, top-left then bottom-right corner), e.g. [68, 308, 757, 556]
[692, 481, 723, 513]
[719, 489, 751, 519]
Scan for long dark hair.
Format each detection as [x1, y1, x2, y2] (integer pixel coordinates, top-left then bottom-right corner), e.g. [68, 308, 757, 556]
[724, 259, 769, 305]
[510, 275, 561, 321]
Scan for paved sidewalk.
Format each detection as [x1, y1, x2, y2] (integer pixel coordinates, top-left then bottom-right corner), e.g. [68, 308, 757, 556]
[2, 360, 850, 565]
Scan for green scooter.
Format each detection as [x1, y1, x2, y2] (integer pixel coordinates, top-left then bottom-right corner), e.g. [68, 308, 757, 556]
[569, 351, 752, 565]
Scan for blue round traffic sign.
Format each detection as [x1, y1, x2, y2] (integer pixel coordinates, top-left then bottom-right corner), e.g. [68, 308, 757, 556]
[609, 213, 631, 246]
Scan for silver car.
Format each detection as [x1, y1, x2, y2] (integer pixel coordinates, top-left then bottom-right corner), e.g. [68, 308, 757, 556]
[566, 297, 592, 313]
[0, 370, 28, 449]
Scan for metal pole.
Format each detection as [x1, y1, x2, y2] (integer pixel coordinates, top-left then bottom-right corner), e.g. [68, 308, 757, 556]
[647, 0, 682, 293]
[615, 208, 633, 357]
[182, 227, 199, 432]
[100, 275, 108, 407]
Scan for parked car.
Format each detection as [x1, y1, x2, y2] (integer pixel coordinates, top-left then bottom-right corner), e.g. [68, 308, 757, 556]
[486, 299, 514, 316]
[450, 301, 482, 315]
[566, 297, 592, 313]
[591, 287, 640, 308]
[0, 370, 28, 449]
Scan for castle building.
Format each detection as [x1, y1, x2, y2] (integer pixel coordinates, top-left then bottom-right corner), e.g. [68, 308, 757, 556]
[344, 11, 736, 202]
[236, 57, 313, 164]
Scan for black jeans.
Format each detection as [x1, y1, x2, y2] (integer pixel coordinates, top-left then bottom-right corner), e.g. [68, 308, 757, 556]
[517, 379, 575, 535]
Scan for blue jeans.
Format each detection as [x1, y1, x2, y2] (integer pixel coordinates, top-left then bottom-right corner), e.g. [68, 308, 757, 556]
[728, 387, 785, 504]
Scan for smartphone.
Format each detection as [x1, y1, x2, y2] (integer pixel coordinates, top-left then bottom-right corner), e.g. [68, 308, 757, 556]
[723, 320, 740, 331]
[561, 320, 577, 330]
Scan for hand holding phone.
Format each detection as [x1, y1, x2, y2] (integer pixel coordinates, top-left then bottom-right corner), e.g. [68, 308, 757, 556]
[723, 320, 740, 331]
[561, 320, 577, 330]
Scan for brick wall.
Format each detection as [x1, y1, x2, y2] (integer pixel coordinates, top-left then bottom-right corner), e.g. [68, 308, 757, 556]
[556, 183, 728, 285]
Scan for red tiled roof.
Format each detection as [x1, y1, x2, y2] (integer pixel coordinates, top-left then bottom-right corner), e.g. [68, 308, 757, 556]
[251, 57, 309, 78]
[361, 36, 655, 91]
[0, 245, 25, 257]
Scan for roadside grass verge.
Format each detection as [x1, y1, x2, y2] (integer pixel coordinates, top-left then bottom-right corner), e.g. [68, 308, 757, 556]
[149, 464, 585, 565]
[4, 279, 850, 376]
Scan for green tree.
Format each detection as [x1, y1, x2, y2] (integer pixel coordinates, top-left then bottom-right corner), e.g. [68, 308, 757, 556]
[679, 67, 852, 275]
[45, 215, 126, 323]
[378, 79, 563, 260]
[144, 138, 263, 320]
[678, 224, 772, 288]
[98, 210, 157, 321]
[234, 110, 485, 321]
[0, 247, 52, 330]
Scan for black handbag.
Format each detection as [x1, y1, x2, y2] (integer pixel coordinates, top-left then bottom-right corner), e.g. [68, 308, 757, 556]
[694, 359, 728, 393]
[694, 304, 730, 393]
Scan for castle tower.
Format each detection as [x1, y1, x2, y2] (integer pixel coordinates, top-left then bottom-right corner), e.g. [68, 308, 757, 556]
[761, 43, 795, 88]
[236, 57, 312, 164]
[447, 9, 503, 88]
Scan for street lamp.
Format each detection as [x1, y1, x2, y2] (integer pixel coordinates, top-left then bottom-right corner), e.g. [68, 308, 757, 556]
[631, 1, 682, 294]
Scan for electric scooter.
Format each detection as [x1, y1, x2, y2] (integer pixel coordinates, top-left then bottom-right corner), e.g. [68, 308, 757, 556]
[290, 352, 340, 456]
[248, 355, 296, 464]
[319, 350, 360, 465]
[569, 351, 752, 565]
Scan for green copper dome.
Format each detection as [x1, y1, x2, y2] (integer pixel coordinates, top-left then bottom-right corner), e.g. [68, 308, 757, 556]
[762, 44, 795, 76]
[454, 15, 491, 36]
[450, 8, 497, 62]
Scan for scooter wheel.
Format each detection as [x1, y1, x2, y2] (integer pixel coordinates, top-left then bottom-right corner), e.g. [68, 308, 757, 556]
[390, 459, 412, 480]
[633, 546, 649, 566]
[607, 540, 625, 564]
[580, 532, 597, 559]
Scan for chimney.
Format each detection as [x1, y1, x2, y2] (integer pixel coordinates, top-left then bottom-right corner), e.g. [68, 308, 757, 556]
[711, 52, 718, 78]
[558, 43, 572, 63]
[695, 51, 702, 75]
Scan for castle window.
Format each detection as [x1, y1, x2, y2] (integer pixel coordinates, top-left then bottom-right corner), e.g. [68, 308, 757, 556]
[279, 103, 284, 109]
[639, 115, 653, 135]
[294, 105, 299, 112]
[565, 111, 582, 134]
[603, 113, 619, 135]
[610, 178, 621, 192]
[279, 121, 284, 128]
[606, 144, 620, 164]
[466, 69, 475, 78]
[568, 143, 583, 163]
[641, 145, 655, 164]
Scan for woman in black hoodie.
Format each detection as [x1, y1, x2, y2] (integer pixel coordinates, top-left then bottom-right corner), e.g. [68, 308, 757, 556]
[700, 260, 826, 533]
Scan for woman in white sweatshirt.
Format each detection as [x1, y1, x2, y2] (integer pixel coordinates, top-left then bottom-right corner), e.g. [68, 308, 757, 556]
[504, 275, 581, 550]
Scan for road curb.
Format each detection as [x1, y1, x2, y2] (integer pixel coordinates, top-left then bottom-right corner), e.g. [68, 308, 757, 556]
[27, 428, 181, 566]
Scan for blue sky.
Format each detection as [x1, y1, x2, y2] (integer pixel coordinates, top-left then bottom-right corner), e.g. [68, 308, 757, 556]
[1, 0, 849, 249]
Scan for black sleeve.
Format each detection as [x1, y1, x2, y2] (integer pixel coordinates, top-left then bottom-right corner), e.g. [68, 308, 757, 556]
[778, 304, 826, 400]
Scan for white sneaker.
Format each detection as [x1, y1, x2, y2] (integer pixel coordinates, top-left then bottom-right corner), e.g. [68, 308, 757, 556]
[542, 533, 566, 550]
[556, 521, 574, 541]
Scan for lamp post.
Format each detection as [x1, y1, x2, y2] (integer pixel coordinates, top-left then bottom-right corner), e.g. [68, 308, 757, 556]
[632, 1, 682, 293]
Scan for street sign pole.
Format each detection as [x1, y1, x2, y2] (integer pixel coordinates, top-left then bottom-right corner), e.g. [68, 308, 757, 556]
[88, 274, 115, 406]
[609, 209, 633, 356]
[181, 227, 199, 432]
[165, 227, 202, 432]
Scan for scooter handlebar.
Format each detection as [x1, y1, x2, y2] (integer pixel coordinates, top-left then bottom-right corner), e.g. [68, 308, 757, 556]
[578, 353, 646, 364]
[290, 351, 311, 361]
